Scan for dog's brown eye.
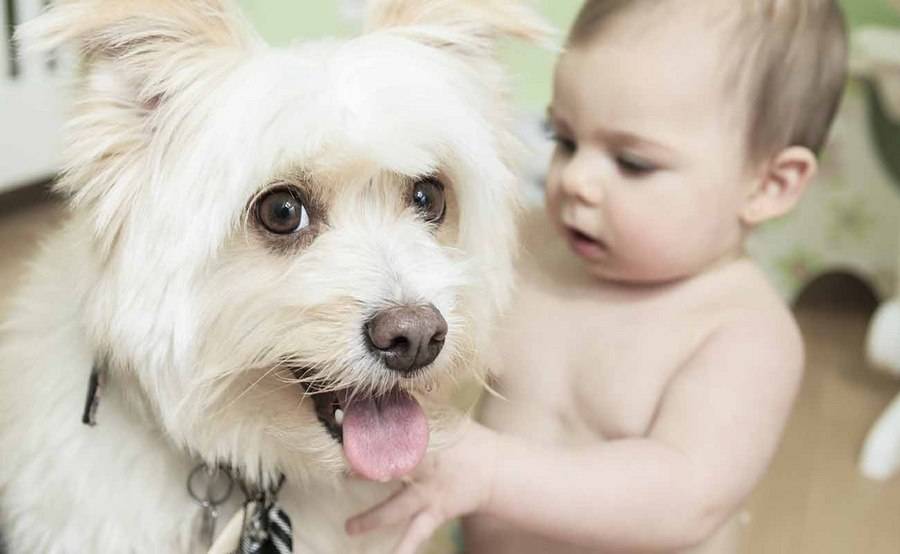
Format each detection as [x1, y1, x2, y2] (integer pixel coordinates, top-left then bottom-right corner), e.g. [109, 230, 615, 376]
[257, 189, 309, 235]
[410, 178, 446, 224]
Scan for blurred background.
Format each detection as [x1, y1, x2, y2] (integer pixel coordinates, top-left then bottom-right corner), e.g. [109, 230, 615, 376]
[238, 0, 900, 107]
[2, 1, 900, 552]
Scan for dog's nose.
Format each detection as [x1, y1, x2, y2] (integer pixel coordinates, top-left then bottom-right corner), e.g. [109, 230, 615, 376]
[365, 304, 448, 374]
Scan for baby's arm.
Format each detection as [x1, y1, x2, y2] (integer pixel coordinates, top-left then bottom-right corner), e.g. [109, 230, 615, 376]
[348, 311, 803, 552]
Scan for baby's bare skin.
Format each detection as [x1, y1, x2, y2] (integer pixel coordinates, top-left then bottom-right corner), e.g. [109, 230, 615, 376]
[461, 209, 792, 553]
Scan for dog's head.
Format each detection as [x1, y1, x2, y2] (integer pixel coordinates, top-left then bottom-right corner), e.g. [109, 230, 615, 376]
[22, 0, 549, 484]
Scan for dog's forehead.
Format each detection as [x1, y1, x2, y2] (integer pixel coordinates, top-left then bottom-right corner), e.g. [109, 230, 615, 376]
[215, 34, 493, 181]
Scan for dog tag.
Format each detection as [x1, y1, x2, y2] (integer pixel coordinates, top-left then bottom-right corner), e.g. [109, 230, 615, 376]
[208, 506, 245, 554]
[199, 501, 219, 547]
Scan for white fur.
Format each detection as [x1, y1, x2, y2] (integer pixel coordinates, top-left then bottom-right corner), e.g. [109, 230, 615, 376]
[0, 1, 550, 551]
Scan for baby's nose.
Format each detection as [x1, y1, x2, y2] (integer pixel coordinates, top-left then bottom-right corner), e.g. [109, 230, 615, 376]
[364, 304, 448, 374]
[560, 158, 603, 205]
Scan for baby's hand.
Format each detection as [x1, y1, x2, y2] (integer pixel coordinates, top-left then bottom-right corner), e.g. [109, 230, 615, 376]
[346, 419, 498, 554]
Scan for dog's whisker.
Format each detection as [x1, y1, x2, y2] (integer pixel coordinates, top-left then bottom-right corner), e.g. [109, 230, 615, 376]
[213, 361, 290, 417]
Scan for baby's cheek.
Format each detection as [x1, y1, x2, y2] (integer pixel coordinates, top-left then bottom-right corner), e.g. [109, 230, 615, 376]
[617, 202, 677, 250]
[617, 208, 697, 274]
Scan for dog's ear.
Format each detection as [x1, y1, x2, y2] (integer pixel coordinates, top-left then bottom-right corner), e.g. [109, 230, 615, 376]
[16, 1, 257, 253]
[364, 0, 555, 53]
[18, 0, 256, 111]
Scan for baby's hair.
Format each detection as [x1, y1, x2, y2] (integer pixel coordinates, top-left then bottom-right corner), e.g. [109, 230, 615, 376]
[567, 0, 848, 162]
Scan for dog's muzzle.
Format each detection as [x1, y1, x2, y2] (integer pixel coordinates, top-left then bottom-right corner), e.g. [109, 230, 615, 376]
[300, 304, 447, 482]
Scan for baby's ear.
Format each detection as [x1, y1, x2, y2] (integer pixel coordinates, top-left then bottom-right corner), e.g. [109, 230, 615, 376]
[741, 147, 818, 225]
[364, 0, 555, 53]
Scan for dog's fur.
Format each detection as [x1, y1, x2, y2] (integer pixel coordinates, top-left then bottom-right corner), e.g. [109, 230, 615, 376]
[0, 1, 549, 551]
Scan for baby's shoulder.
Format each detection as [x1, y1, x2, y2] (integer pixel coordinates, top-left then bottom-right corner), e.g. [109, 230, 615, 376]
[692, 259, 791, 317]
[683, 259, 803, 364]
[699, 268, 803, 373]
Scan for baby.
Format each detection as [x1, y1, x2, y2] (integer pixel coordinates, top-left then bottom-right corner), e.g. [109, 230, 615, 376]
[347, 0, 848, 552]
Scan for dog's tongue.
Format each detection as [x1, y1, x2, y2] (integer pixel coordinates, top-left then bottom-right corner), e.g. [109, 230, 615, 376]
[342, 390, 428, 482]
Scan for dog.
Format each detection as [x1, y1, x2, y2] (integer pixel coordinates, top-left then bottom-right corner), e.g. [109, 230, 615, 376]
[0, 1, 549, 552]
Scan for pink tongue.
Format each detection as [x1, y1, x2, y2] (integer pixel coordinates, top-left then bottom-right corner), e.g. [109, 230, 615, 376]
[342, 390, 429, 482]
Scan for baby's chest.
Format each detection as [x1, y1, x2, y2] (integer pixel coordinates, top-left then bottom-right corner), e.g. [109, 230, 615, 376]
[567, 333, 686, 439]
[509, 314, 705, 443]
[493, 279, 717, 444]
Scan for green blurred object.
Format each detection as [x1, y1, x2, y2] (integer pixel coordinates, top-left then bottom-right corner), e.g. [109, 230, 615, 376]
[840, 0, 900, 28]
[864, 80, 900, 191]
[498, 0, 580, 111]
[236, 1, 351, 45]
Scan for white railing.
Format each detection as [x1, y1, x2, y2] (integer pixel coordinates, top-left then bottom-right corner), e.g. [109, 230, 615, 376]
[0, 0, 67, 193]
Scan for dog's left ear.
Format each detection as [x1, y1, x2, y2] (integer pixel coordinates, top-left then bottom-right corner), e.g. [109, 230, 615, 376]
[364, 0, 555, 53]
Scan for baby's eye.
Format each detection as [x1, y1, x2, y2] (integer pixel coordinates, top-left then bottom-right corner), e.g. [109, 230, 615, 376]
[543, 119, 576, 154]
[550, 133, 577, 154]
[615, 152, 657, 177]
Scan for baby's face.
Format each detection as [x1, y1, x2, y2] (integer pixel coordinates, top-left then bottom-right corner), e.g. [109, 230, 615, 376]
[546, 8, 756, 284]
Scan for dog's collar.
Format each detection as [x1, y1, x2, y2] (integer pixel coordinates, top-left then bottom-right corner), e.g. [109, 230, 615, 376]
[80, 362, 294, 552]
[81, 363, 105, 426]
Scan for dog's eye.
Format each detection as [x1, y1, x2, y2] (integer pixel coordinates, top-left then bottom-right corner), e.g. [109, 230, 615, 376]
[257, 189, 309, 235]
[410, 178, 446, 224]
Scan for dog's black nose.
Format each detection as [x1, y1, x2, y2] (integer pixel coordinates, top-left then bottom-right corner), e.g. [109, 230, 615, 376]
[365, 304, 448, 374]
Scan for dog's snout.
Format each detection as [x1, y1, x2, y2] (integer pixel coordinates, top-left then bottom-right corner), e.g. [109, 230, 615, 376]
[365, 304, 448, 374]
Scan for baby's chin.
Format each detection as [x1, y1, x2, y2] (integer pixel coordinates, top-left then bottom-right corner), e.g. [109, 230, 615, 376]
[587, 251, 746, 287]
[580, 257, 696, 286]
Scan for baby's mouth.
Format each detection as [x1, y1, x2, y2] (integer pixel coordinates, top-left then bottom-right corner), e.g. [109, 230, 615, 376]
[566, 227, 608, 259]
[299, 375, 429, 482]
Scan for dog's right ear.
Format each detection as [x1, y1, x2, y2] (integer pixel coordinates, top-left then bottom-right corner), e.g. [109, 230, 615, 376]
[18, 0, 257, 111]
[16, 0, 259, 255]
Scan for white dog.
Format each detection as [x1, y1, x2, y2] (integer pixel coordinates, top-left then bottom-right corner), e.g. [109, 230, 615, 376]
[0, 1, 548, 552]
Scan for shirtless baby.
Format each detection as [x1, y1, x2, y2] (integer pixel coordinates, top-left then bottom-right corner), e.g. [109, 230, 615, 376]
[347, 1, 848, 552]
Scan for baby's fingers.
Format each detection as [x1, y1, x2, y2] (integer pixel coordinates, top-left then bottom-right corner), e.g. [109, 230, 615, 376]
[394, 510, 442, 554]
[346, 484, 425, 535]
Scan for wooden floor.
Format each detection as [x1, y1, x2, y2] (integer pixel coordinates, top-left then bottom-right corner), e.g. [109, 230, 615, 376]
[742, 276, 900, 553]
[1, 186, 899, 553]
